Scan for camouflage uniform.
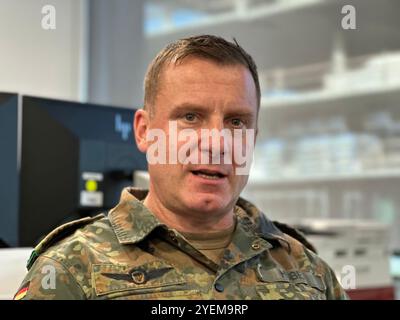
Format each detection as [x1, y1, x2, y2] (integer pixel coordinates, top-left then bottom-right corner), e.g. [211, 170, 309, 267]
[15, 187, 349, 300]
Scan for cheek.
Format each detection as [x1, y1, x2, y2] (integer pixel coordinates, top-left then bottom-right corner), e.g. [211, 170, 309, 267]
[229, 172, 249, 196]
[148, 164, 180, 181]
[231, 134, 255, 168]
[231, 173, 247, 186]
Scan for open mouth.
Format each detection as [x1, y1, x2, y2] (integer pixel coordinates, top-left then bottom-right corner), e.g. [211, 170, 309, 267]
[191, 169, 226, 180]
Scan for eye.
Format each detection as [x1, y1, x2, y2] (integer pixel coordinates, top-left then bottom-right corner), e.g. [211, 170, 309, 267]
[231, 118, 244, 128]
[184, 113, 197, 122]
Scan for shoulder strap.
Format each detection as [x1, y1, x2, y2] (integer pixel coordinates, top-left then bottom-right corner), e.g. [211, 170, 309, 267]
[273, 221, 317, 254]
[27, 214, 105, 270]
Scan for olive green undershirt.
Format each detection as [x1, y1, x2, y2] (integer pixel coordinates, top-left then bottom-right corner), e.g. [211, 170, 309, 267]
[181, 217, 236, 264]
[141, 197, 239, 264]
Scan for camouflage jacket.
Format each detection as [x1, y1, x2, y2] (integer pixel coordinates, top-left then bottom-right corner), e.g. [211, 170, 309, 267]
[15, 188, 349, 300]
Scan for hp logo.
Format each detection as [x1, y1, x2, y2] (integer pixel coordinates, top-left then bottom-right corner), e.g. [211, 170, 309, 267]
[115, 114, 132, 141]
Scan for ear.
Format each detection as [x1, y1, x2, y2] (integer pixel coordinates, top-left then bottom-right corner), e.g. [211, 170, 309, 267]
[133, 109, 150, 153]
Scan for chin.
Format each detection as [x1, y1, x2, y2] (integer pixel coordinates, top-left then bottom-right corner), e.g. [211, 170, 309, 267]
[185, 191, 231, 214]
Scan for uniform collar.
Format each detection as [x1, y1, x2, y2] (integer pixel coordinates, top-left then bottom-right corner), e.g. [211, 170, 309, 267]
[108, 187, 164, 244]
[108, 187, 285, 246]
[235, 197, 285, 240]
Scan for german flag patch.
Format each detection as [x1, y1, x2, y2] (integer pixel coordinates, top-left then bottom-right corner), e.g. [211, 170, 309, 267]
[14, 282, 30, 300]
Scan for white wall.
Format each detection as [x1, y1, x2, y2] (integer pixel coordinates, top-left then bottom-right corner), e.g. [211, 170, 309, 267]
[0, 0, 85, 100]
[88, 0, 145, 108]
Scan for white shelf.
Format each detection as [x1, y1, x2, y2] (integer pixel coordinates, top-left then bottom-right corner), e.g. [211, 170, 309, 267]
[146, 0, 400, 70]
[247, 169, 400, 187]
[146, 0, 323, 38]
[260, 83, 400, 111]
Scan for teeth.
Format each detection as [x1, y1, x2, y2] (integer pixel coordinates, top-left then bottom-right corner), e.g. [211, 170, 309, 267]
[197, 173, 221, 180]
[192, 170, 225, 179]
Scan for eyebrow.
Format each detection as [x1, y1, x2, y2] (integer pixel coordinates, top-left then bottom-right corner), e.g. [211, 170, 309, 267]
[170, 103, 208, 115]
[170, 103, 256, 119]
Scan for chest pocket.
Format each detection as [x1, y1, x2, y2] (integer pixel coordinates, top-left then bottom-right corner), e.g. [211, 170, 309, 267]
[92, 261, 201, 300]
[255, 266, 327, 300]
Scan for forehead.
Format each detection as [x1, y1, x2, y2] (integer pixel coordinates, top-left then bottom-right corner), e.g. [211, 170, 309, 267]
[155, 57, 258, 113]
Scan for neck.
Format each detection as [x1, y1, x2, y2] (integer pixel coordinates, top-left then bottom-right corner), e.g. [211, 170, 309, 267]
[143, 190, 235, 234]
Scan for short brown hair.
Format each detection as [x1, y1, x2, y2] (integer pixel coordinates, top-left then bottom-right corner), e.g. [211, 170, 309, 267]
[144, 35, 261, 113]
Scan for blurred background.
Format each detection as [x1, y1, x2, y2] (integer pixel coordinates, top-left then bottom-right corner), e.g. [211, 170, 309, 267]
[1, 0, 400, 299]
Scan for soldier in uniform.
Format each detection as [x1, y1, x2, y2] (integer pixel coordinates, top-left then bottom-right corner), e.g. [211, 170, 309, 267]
[14, 35, 348, 300]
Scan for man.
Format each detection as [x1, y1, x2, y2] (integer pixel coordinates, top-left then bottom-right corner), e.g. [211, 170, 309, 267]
[15, 35, 348, 300]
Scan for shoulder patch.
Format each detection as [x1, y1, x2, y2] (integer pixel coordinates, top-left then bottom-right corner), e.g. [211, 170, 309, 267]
[27, 213, 105, 270]
[273, 221, 317, 254]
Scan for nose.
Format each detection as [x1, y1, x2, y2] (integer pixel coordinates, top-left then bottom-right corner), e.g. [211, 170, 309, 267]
[198, 118, 231, 164]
